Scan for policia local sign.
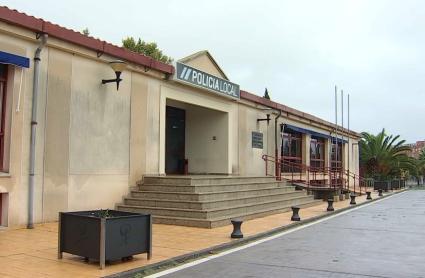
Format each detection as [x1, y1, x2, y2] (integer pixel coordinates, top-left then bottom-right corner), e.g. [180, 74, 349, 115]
[175, 62, 240, 99]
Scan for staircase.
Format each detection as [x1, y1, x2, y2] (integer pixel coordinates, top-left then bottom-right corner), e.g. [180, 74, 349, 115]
[116, 176, 322, 228]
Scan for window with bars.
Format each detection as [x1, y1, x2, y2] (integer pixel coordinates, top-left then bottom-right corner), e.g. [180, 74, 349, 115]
[310, 137, 325, 170]
[331, 142, 343, 170]
[0, 64, 7, 171]
[281, 132, 302, 172]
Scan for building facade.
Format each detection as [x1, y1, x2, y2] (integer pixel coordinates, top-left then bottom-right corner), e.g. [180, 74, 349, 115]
[407, 140, 425, 159]
[0, 7, 361, 228]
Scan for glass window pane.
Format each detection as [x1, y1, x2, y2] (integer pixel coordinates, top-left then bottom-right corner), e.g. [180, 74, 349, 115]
[282, 137, 289, 156]
[317, 144, 322, 159]
[310, 142, 315, 158]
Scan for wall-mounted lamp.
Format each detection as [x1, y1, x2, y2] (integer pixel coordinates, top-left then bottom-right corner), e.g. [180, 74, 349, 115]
[101, 60, 127, 90]
[257, 114, 271, 125]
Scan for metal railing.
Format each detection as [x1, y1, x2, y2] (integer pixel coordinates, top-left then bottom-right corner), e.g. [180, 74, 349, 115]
[262, 154, 282, 181]
[261, 155, 370, 195]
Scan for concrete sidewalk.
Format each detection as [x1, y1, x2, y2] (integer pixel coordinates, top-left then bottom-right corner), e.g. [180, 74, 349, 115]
[0, 191, 385, 278]
[160, 189, 421, 278]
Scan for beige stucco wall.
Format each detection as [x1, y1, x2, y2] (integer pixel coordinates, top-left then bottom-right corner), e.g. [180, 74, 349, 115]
[182, 53, 226, 79]
[0, 25, 48, 227]
[185, 103, 229, 174]
[43, 48, 72, 221]
[0, 22, 137, 225]
[237, 105, 273, 176]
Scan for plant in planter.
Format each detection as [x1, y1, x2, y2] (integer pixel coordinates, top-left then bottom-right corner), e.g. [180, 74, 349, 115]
[58, 209, 152, 269]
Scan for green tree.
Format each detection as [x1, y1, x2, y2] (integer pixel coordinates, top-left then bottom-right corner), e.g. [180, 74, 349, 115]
[122, 37, 172, 64]
[264, 88, 270, 100]
[359, 129, 414, 180]
[82, 28, 90, 36]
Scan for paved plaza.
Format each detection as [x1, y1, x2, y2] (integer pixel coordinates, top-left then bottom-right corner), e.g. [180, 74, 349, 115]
[160, 190, 423, 278]
[0, 191, 382, 278]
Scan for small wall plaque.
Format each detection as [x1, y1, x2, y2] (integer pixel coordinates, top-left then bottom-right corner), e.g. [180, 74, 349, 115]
[252, 132, 263, 149]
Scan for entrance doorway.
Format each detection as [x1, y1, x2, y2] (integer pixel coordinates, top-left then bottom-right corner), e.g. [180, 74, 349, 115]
[165, 106, 186, 174]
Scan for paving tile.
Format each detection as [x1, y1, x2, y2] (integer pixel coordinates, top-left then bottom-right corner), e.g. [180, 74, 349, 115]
[0, 189, 401, 277]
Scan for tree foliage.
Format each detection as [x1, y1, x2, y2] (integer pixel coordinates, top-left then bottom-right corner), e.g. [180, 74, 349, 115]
[82, 28, 90, 36]
[414, 149, 425, 178]
[264, 88, 270, 100]
[359, 129, 415, 180]
[122, 37, 172, 64]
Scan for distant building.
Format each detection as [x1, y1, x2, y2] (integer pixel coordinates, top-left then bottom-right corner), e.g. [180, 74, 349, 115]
[406, 141, 425, 158]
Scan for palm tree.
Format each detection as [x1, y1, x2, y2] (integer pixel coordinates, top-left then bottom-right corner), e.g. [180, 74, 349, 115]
[414, 149, 425, 184]
[359, 129, 414, 180]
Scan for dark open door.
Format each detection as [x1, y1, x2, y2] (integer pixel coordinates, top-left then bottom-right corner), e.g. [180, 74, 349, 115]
[165, 106, 185, 174]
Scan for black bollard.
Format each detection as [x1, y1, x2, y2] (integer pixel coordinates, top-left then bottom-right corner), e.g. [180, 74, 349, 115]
[327, 198, 335, 211]
[366, 191, 372, 200]
[350, 193, 356, 205]
[230, 219, 243, 238]
[378, 189, 383, 197]
[291, 206, 301, 221]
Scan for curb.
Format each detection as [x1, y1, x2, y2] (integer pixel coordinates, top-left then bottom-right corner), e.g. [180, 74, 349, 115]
[105, 188, 408, 278]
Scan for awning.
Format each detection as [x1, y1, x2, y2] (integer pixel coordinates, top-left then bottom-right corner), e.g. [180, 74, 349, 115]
[330, 137, 348, 144]
[282, 124, 348, 143]
[0, 51, 30, 68]
[283, 124, 330, 140]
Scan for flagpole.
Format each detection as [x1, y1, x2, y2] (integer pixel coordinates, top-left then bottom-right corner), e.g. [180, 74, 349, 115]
[334, 85, 338, 171]
[348, 93, 351, 190]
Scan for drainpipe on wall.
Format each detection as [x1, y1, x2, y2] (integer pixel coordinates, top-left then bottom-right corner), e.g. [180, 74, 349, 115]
[274, 109, 282, 177]
[27, 33, 48, 229]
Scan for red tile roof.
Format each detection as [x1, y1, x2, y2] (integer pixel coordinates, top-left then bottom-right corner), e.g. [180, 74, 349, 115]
[241, 90, 361, 138]
[0, 6, 174, 75]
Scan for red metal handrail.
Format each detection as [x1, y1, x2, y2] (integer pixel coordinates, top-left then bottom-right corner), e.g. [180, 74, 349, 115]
[261, 154, 282, 181]
[261, 155, 368, 195]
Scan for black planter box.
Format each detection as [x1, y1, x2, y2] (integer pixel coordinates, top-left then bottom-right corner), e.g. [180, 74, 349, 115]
[58, 210, 152, 269]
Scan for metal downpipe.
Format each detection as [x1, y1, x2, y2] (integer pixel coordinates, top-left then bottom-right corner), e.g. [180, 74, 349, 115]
[27, 33, 48, 229]
[274, 109, 282, 177]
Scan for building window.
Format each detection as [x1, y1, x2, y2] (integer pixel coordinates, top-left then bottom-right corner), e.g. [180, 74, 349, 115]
[0, 64, 7, 171]
[331, 142, 343, 170]
[281, 132, 302, 172]
[310, 137, 325, 170]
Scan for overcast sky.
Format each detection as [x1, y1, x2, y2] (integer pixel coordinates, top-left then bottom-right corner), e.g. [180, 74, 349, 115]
[2, 0, 424, 142]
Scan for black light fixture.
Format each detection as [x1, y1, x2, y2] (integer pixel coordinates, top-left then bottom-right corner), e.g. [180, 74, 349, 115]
[257, 114, 271, 125]
[101, 60, 127, 90]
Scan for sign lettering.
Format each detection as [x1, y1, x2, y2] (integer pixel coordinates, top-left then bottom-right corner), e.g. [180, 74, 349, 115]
[252, 132, 263, 149]
[175, 62, 240, 99]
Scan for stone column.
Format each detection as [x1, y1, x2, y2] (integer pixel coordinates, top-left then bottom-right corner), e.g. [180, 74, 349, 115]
[302, 134, 311, 168]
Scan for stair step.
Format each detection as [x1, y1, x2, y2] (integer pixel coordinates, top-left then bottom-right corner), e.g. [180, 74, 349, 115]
[117, 175, 322, 228]
[124, 191, 307, 210]
[139, 181, 287, 193]
[130, 186, 296, 201]
[117, 195, 316, 219]
[150, 199, 324, 228]
[141, 176, 279, 186]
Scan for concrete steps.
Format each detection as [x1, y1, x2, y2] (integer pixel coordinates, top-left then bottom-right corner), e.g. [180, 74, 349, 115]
[138, 181, 286, 193]
[117, 176, 322, 228]
[130, 186, 295, 201]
